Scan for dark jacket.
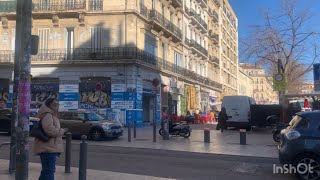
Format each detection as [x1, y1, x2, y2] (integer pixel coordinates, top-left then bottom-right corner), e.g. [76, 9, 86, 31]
[218, 108, 228, 124]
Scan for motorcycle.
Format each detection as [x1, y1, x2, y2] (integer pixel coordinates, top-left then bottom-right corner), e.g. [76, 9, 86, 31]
[272, 122, 288, 142]
[266, 115, 288, 143]
[159, 122, 192, 138]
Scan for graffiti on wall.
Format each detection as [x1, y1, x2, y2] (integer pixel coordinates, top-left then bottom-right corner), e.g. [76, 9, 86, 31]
[31, 84, 59, 109]
[0, 91, 9, 103]
[80, 91, 111, 109]
[79, 82, 111, 109]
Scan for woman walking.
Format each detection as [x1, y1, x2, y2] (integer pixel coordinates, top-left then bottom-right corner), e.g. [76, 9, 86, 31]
[33, 98, 68, 180]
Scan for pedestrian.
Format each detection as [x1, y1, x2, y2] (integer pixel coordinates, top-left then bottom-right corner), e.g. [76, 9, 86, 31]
[218, 107, 228, 132]
[33, 98, 68, 180]
[0, 98, 6, 109]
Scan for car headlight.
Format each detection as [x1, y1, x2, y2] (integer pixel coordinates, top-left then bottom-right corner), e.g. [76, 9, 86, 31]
[285, 130, 301, 140]
[103, 124, 110, 130]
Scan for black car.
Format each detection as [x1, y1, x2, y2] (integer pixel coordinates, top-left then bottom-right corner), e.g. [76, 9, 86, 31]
[0, 109, 37, 134]
[278, 111, 320, 180]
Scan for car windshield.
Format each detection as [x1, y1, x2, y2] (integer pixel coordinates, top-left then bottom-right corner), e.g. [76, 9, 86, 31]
[86, 113, 104, 121]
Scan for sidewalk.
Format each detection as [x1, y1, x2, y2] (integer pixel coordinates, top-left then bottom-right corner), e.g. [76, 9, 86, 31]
[84, 124, 279, 158]
[0, 159, 175, 180]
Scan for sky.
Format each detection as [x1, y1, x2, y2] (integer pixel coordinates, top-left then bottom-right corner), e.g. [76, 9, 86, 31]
[229, 0, 320, 82]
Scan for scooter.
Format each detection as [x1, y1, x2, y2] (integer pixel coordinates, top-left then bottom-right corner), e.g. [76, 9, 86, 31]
[159, 122, 192, 138]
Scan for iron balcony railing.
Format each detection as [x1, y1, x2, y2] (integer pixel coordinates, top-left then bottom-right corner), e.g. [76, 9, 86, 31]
[190, 9, 207, 30]
[214, 0, 221, 7]
[208, 8, 218, 22]
[150, 9, 182, 39]
[210, 56, 219, 65]
[0, 0, 102, 13]
[0, 1, 16, 12]
[139, 3, 149, 19]
[172, 0, 183, 8]
[33, 2, 86, 12]
[196, 0, 207, 7]
[209, 31, 219, 44]
[184, 6, 191, 16]
[190, 40, 208, 56]
[0, 48, 222, 89]
[89, 0, 103, 11]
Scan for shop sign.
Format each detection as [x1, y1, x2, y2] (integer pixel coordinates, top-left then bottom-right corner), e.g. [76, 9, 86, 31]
[111, 84, 126, 92]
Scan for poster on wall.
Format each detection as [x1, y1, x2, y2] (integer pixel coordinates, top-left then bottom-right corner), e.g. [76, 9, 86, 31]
[0, 79, 9, 107]
[31, 84, 59, 109]
[79, 81, 111, 109]
[59, 84, 79, 110]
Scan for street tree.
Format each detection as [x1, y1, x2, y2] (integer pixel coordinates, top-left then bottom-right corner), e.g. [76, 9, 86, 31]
[241, 0, 320, 93]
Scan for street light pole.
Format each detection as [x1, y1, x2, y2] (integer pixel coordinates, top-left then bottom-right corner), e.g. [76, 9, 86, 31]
[15, 0, 33, 179]
[9, 0, 23, 174]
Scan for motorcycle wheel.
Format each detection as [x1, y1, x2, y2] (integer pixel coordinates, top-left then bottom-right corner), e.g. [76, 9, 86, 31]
[182, 130, 191, 138]
[159, 128, 164, 136]
[273, 132, 281, 142]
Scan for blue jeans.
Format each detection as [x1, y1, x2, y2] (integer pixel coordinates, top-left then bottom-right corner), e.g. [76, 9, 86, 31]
[39, 153, 58, 180]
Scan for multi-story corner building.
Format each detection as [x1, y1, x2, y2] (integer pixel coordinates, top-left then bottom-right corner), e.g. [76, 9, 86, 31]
[297, 82, 314, 94]
[240, 63, 278, 104]
[238, 67, 253, 97]
[220, 0, 238, 97]
[0, 0, 237, 125]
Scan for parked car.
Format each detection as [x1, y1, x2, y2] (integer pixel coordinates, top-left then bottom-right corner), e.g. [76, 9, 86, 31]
[0, 109, 38, 134]
[278, 111, 320, 180]
[59, 111, 123, 141]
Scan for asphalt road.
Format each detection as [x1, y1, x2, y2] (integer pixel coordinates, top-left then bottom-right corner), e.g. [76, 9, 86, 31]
[0, 136, 295, 180]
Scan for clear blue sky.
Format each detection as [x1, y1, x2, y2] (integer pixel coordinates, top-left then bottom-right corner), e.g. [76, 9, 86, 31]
[229, 0, 320, 81]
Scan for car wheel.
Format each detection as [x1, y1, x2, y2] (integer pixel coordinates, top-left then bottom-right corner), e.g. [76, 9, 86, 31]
[293, 153, 320, 180]
[89, 128, 103, 141]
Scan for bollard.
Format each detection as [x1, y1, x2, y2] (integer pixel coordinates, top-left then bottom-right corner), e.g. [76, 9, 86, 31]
[65, 132, 72, 173]
[153, 122, 156, 143]
[240, 129, 246, 145]
[79, 135, 88, 180]
[133, 121, 137, 138]
[128, 122, 131, 142]
[204, 128, 210, 143]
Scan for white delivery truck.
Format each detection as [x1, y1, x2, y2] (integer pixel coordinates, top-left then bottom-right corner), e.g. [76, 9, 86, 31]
[221, 96, 256, 129]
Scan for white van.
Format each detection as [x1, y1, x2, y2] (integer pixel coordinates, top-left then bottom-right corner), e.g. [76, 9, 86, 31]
[221, 96, 256, 129]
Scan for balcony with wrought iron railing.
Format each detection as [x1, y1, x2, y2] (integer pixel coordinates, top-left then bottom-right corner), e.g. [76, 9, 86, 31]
[184, 6, 191, 17]
[0, 1, 15, 13]
[209, 55, 219, 66]
[209, 31, 219, 45]
[213, 0, 221, 7]
[149, 9, 182, 41]
[196, 0, 207, 8]
[0, 0, 103, 14]
[190, 9, 207, 31]
[208, 8, 218, 23]
[189, 39, 208, 56]
[0, 47, 222, 90]
[171, 0, 183, 8]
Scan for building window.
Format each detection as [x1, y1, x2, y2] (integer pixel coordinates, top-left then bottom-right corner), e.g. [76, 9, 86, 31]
[90, 27, 103, 51]
[144, 32, 157, 55]
[38, 28, 50, 50]
[174, 51, 183, 67]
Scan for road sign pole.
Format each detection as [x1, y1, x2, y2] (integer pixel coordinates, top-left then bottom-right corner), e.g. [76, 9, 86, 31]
[15, 0, 33, 179]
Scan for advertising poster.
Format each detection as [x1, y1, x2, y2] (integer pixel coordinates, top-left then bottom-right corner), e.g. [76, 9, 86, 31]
[79, 81, 111, 109]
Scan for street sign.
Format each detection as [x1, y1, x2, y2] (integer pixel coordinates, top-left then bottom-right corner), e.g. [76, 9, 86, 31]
[313, 63, 320, 91]
[273, 73, 287, 92]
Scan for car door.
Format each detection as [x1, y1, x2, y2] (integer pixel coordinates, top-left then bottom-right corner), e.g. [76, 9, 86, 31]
[0, 109, 11, 132]
[71, 112, 91, 136]
[59, 112, 78, 136]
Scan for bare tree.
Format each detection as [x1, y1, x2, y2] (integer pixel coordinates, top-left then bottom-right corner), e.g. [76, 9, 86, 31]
[241, 0, 320, 93]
